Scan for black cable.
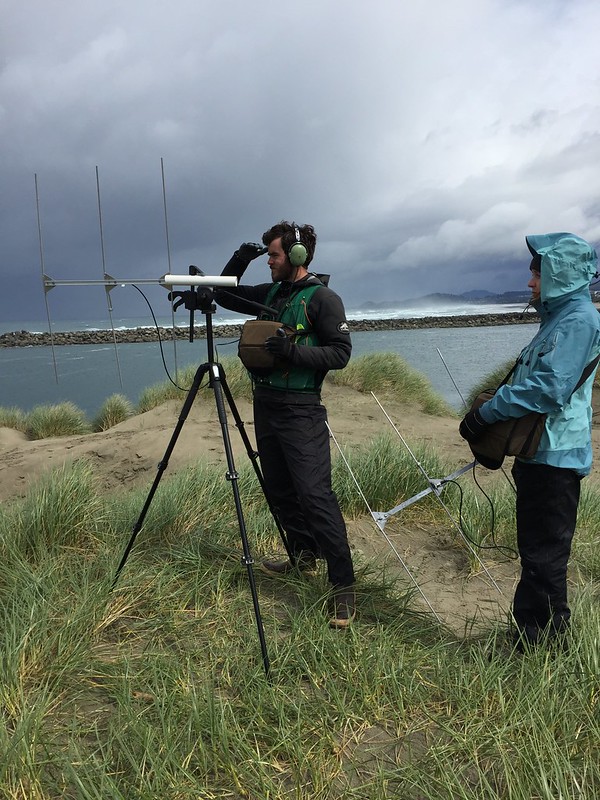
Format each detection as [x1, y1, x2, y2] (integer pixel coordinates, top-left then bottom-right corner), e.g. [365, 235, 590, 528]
[130, 286, 245, 392]
[215, 337, 242, 350]
[447, 467, 518, 560]
[131, 284, 201, 393]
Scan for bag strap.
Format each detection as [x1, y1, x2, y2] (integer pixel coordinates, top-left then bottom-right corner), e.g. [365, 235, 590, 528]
[497, 362, 518, 388]
[573, 353, 600, 392]
[497, 354, 600, 394]
[262, 279, 323, 318]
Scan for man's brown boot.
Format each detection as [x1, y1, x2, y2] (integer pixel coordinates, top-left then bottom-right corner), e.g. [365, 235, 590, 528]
[259, 553, 316, 577]
[328, 588, 356, 629]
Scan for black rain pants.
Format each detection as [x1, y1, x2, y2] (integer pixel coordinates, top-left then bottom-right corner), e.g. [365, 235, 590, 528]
[253, 396, 355, 588]
[511, 459, 581, 643]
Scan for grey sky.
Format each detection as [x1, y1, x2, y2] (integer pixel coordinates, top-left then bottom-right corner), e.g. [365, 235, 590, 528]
[2, 0, 600, 322]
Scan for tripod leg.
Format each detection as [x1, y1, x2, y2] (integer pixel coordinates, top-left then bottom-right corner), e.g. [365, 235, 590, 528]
[208, 363, 270, 676]
[219, 369, 292, 561]
[112, 362, 210, 588]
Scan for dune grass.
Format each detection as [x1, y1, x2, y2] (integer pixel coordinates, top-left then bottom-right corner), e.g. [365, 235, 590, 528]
[24, 401, 92, 439]
[1, 433, 600, 797]
[329, 352, 454, 415]
[2, 352, 600, 796]
[92, 394, 135, 431]
[0, 406, 27, 432]
[136, 357, 254, 414]
[465, 357, 516, 407]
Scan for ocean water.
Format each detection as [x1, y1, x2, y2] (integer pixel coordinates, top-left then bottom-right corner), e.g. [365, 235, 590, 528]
[0, 304, 536, 418]
[0, 301, 529, 336]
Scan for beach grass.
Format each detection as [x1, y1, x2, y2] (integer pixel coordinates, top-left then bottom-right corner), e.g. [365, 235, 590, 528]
[1, 352, 600, 796]
[329, 352, 454, 415]
[0, 405, 27, 432]
[24, 401, 92, 440]
[1, 431, 600, 796]
[134, 357, 257, 414]
[92, 394, 135, 432]
[465, 358, 516, 407]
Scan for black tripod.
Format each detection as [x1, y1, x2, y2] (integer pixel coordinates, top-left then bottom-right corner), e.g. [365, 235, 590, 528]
[112, 284, 290, 677]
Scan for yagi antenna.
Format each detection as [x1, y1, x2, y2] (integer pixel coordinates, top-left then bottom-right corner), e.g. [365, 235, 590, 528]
[42, 274, 237, 290]
[40, 273, 236, 383]
[37, 163, 235, 391]
[370, 392, 503, 597]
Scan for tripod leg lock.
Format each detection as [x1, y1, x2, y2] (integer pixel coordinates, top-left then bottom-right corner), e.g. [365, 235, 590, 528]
[226, 470, 239, 481]
[241, 555, 255, 567]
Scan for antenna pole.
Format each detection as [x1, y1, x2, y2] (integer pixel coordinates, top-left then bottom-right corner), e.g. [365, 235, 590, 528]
[96, 166, 124, 388]
[35, 174, 59, 383]
[161, 158, 180, 376]
[437, 347, 468, 408]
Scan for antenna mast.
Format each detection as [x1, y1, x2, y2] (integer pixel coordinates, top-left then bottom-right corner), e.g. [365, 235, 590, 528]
[35, 173, 59, 383]
[96, 166, 124, 388]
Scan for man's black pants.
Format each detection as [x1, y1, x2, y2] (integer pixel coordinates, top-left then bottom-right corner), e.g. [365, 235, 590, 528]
[253, 397, 355, 588]
[511, 460, 581, 642]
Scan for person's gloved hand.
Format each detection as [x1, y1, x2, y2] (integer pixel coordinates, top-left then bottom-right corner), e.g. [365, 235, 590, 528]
[221, 242, 267, 278]
[265, 330, 295, 362]
[237, 242, 267, 265]
[459, 409, 488, 443]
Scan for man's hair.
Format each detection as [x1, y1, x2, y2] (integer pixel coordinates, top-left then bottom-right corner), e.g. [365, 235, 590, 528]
[262, 221, 317, 268]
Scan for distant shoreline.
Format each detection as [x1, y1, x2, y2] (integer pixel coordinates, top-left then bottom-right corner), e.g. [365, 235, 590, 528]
[0, 311, 539, 348]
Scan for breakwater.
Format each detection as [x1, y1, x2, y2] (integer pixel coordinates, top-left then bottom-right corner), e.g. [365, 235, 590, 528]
[0, 312, 538, 348]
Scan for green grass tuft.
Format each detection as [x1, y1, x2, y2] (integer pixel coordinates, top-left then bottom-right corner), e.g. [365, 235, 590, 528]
[25, 401, 92, 439]
[136, 357, 254, 413]
[330, 352, 454, 415]
[92, 393, 135, 431]
[0, 406, 27, 432]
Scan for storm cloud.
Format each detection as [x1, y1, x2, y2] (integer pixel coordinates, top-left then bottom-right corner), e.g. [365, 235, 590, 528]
[2, 0, 600, 322]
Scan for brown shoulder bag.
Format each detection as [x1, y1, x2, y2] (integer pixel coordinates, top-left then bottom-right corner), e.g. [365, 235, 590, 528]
[238, 320, 296, 372]
[468, 355, 599, 470]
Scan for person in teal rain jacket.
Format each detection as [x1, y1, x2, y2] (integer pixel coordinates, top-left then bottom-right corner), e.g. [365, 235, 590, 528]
[460, 232, 600, 649]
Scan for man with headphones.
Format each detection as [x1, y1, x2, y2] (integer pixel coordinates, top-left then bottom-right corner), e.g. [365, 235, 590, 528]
[216, 221, 356, 628]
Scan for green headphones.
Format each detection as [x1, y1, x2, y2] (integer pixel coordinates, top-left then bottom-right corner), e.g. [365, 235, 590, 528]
[288, 224, 308, 267]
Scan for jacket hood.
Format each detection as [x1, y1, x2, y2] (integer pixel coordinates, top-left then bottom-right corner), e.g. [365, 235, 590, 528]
[526, 232, 598, 305]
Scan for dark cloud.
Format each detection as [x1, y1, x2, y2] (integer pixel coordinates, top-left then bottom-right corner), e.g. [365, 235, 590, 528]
[2, 0, 600, 323]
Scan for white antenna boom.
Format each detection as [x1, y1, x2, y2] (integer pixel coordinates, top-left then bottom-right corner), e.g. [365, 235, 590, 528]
[42, 274, 237, 292]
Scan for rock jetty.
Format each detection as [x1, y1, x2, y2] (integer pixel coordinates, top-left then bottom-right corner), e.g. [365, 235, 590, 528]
[0, 311, 538, 348]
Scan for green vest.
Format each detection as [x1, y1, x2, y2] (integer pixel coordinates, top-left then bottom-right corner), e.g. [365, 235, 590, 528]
[254, 282, 322, 393]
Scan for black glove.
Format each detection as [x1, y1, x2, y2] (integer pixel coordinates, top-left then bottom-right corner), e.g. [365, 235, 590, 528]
[265, 330, 295, 362]
[237, 242, 267, 264]
[168, 289, 200, 311]
[459, 409, 488, 443]
[221, 242, 267, 278]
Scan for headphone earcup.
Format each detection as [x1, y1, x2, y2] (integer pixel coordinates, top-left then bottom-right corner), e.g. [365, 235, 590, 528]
[288, 242, 308, 267]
